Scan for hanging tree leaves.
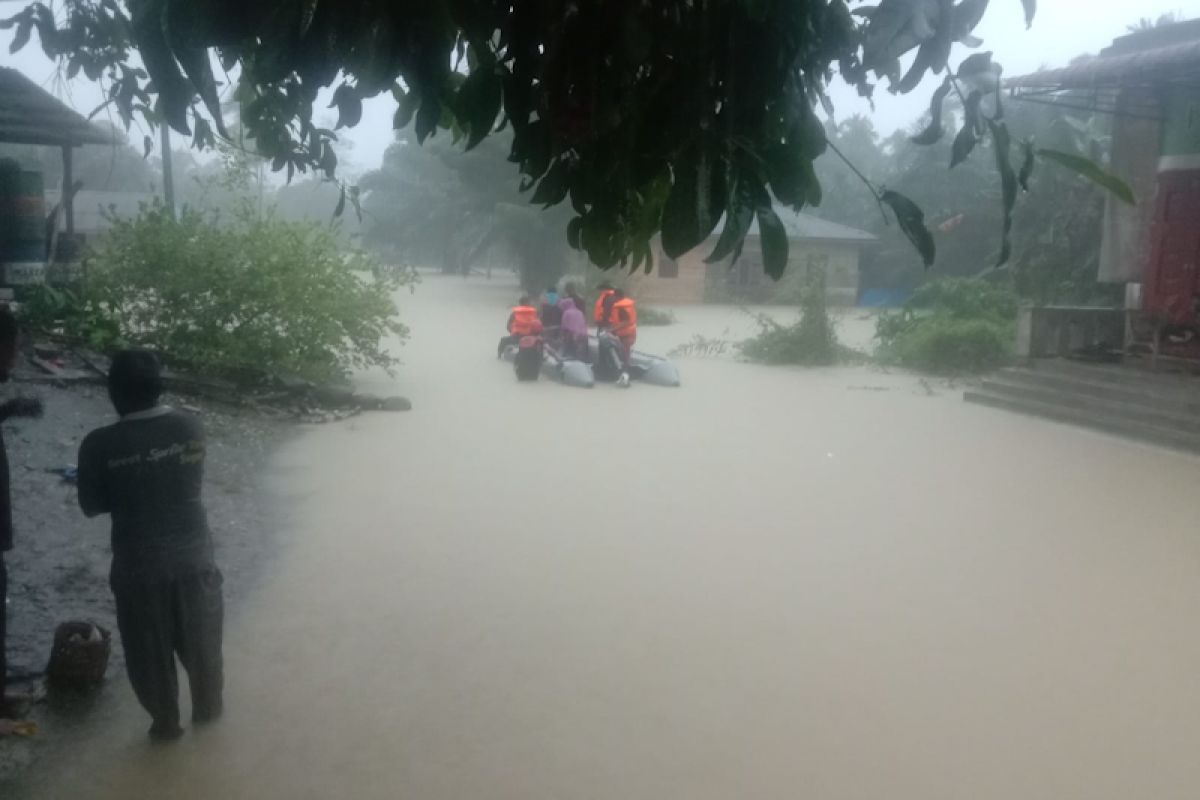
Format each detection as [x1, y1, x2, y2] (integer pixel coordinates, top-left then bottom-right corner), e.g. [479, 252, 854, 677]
[5, 0, 1122, 277]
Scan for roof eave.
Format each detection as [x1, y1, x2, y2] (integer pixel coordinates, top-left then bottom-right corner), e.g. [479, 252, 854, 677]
[1009, 37, 1200, 92]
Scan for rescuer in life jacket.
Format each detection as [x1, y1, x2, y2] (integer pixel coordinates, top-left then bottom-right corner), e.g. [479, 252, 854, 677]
[498, 295, 540, 358]
[594, 283, 617, 329]
[512, 318, 545, 382]
[607, 289, 638, 388]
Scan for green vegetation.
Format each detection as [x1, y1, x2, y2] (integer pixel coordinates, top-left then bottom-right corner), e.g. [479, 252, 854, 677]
[21, 191, 410, 383]
[740, 272, 845, 367]
[638, 308, 677, 327]
[876, 279, 1018, 375]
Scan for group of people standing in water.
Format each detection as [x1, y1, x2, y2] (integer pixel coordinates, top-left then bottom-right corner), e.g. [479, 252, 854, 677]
[499, 281, 639, 382]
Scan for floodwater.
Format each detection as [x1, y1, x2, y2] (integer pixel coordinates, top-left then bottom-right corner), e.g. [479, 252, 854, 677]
[34, 275, 1200, 799]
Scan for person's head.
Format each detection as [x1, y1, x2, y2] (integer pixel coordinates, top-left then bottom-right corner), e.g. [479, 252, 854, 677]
[108, 349, 164, 417]
[597, 281, 612, 292]
[518, 294, 531, 306]
[612, 288, 626, 300]
[546, 285, 558, 296]
[564, 281, 581, 297]
[0, 306, 19, 383]
[559, 297, 576, 312]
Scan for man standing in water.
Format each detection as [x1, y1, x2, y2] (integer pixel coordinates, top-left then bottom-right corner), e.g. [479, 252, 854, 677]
[0, 308, 43, 719]
[594, 282, 617, 328]
[608, 289, 638, 387]
[77, 350, 224, 741]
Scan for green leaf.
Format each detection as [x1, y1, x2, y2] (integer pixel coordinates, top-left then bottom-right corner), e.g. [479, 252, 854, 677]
[881, 190, 936, 268]
[1018, 138, 1035, 192]
[951, 91, 983, 168]
[131, 3, 192, 133]
[516, 118, 551, 180]
[911, 78, 952, 145]
[951, 0, 990, 40]
[530, 159, 569, 207]
[333, 184, 346, 219]
[956, 51, 994, 79]
[951, 125, 977, 169]
[569, 182, 587, 215]
[320, 142, 338, 178]
[661, 146, 725, 259]
[456, 66, 502, 150]
[191, 116, 214, 150]
[706, 182, 755, 264]
[173, 44, 228, 138]
[897, 41, 936, 94]
[10, 16, 31, 53]
[415, 92, 441, 144]
[1037, 149, 1135, 206]
[330, 84, 362, 129]
[802, 160, 823, 208]
[1020, 0, 1036, 28]
[987, 119, 1018, 267]
[566, 217, 583, 250]
[640, 241, 655, 275]
[393, 90, 419, 130]
[143, 135, 153, 159]
[756, 205, 789, 281]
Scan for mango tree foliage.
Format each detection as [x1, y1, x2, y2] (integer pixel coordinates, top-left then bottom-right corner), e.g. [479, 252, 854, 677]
[4, 0, 1051, 275]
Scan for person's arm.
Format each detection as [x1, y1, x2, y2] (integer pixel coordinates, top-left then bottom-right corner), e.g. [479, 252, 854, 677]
[506, 312, 516, 332]
[0, 397, 43, 422]
[76, 432, 110, 518]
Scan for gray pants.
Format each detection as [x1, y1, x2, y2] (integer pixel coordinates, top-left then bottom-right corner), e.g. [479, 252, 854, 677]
[112, 567, 224, 730]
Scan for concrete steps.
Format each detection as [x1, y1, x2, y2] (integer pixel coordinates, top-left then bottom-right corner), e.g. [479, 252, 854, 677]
[964, 360, 1200, 454]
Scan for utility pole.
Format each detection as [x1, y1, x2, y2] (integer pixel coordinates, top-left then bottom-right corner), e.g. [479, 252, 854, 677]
[160, 123, 176, 219]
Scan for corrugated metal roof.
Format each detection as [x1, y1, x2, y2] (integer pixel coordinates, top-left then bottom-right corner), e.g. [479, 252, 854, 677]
[0, 68, 112, 146]
[748, 209, 876, 243]
[1010, 23, 1200, 91]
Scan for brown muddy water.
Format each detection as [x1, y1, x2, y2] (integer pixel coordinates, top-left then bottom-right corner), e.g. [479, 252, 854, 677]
[32, 275, 1200, 799]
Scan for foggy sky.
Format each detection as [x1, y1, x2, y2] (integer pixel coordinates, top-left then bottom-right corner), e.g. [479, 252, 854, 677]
[1, 0, 1192, 176]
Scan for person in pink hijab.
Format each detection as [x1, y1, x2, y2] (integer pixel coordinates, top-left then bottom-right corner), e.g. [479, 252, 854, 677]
[558, 297, 589, 361]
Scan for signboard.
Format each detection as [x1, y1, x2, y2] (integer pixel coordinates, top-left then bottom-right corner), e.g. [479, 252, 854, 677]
[2, 262, 47, 286]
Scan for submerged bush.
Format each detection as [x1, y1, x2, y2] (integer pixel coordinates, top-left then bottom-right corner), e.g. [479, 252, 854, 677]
[906, 277, 1019, 321]
[740, 271, 840, 366]
[22, 199, 413, 383]
[638, 307, 677, 326]
[891, 317, 1012, 374]
[876, 277, 1017, 375]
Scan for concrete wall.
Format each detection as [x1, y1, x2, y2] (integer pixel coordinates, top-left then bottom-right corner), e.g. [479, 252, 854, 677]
[708, 237, 862, 305]
[599, 236, 863, 306]
[626, 244, 709, 304]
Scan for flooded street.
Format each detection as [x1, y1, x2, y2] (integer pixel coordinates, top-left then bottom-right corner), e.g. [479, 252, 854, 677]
[36, 276, 1200, 799]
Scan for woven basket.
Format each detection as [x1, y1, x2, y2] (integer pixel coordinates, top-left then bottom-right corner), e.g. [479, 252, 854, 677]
[46, 621, 111, 689]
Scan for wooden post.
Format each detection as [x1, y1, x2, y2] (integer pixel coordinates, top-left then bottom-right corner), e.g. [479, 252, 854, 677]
[160, 124, 176, 219]
[62, 144, 75, 237]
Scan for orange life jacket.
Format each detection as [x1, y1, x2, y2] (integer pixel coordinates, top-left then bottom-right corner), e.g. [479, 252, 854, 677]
[509, 305, 539, 335]
[594, 289, 615, 324]
[608, 297, 637, 338]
